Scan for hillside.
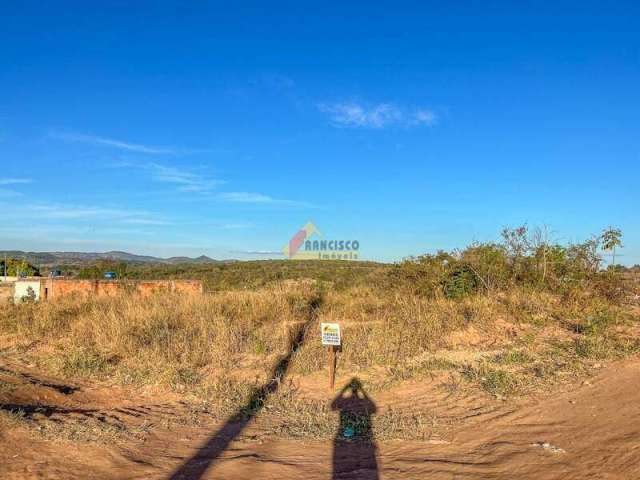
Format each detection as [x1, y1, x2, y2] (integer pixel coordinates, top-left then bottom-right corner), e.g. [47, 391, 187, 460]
[0, 250, 224, 267]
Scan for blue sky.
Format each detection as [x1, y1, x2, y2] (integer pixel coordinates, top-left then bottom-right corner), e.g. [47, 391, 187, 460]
[1, 1, 638, 264]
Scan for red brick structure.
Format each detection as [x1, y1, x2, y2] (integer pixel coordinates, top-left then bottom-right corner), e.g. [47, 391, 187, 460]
[40, 279, 203, 300]
[0, 283, 12, 302]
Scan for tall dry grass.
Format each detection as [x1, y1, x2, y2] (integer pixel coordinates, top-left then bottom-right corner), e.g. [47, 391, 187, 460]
[293, 286, 539, 373]
[291, 284, 640, 392]
[1, 279, 638, 402]
[0, 281, 321, 388]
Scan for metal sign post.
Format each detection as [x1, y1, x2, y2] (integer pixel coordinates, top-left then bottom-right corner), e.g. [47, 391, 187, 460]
[321, 323, 341, 391]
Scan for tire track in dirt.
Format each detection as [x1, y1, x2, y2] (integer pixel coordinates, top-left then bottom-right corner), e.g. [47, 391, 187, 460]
[2, 305, 639, 479]
[0, 361, 208, 442]
[166, 291, 324, 480]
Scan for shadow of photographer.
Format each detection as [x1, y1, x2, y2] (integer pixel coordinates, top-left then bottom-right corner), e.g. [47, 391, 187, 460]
[331, 378, 379, 480]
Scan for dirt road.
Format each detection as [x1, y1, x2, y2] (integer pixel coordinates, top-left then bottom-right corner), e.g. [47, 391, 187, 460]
[1, 359, 639, 479]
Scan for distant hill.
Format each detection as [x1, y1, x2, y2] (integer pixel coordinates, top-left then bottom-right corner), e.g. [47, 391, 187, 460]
[0, 250, 224, 266]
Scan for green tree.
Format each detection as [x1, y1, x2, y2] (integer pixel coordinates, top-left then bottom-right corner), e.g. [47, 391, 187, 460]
[500, 225, 531, 281]
[566, 236, 601, 276]
[0, 258, 39, 277]
[601, 227, 623, 267]
[77, 260, 128, 279]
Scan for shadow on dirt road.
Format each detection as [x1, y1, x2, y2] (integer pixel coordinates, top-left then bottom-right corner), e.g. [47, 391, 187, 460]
[331, 378, 379, 480]
[168, 297, 321, 480]
[167, 295, 381, 480]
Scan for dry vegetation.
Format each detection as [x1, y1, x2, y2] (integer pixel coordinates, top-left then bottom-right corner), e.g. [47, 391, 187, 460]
[1, 226, 639, 443]
[1, 278, 638, 441]
[0, 281, 321, 388]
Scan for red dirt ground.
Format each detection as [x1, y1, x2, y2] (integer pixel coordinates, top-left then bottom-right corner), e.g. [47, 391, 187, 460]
[1, 358, 639, 479]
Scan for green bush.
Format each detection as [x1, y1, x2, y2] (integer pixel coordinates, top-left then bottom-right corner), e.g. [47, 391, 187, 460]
[443, 264, 478, 299]
[459, 243, 510, 291]
[390, 251, 453, 297]
[77, 260, 128, 279]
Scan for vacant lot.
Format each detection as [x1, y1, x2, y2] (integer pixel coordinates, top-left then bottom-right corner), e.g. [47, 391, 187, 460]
[1, 254, 639, 479]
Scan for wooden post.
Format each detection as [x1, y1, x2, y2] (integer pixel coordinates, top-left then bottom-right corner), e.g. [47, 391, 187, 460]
[328, 345, 336, 391]
[321, 322, 341, 392]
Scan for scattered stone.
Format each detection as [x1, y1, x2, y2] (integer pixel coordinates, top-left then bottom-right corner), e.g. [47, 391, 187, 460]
[593, 363, 602, 369]
[582, 380, 592, 387]
[531, 441, 566, 454]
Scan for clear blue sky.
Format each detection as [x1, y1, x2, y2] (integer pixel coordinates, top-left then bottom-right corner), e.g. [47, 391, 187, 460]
[1, 2, 638, 264]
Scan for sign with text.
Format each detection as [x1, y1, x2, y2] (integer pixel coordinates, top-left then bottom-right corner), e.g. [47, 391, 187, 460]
[321, 322, 341, 346]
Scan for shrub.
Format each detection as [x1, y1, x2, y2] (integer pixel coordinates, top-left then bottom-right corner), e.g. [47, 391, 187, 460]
[390, 226, 626, 303]
[443, 264, 479, 299]
[77, 260, 128, 279]
[459, 243, 510, 291]
[462, 361, 521, 396]
[390, 251, 454, 297]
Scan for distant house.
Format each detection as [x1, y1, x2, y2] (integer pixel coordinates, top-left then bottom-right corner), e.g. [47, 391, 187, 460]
[14, 279, 41, 302]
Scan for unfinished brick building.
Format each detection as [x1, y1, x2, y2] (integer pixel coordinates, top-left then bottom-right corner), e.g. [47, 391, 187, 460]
[11, 278, 203, 302]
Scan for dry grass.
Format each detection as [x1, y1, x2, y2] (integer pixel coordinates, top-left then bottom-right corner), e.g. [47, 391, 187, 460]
[193, 379, 442, 441]
[292, 285, 640, 397]
[1, 278, 639, 441]
[0, 281, 321, 388]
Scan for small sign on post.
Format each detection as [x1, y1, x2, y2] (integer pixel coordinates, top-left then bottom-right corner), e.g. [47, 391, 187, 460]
[321, 323, 341, 390]
[321, 322, 341, 346]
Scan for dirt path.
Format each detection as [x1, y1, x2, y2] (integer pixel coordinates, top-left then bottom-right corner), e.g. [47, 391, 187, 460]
[1, 358, 639, 479]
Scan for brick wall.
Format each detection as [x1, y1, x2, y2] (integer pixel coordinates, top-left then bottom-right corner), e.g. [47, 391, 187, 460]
[44, 279, 96, 299]
[172, 280, 203, 294]
[43, 279, 203, 300]
[0, 283, 12, 302]
[132, 280, 202, 296]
